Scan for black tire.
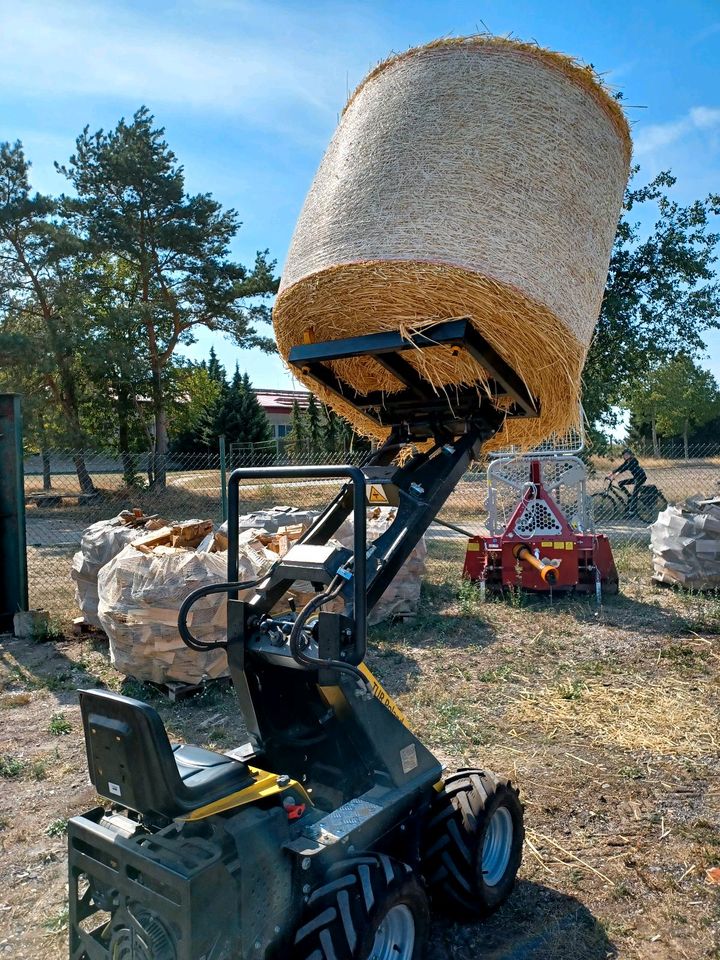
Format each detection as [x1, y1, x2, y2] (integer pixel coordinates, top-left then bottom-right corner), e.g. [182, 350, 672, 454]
[421, 769, 524, 918]
[591, 492, 619, 524]
[294, 854, 430, 960]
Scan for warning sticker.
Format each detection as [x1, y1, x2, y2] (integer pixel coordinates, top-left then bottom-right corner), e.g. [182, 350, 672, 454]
[367, 484, 388, 504]
[400, 744, 418, 775]
[108, 781, 122, 797]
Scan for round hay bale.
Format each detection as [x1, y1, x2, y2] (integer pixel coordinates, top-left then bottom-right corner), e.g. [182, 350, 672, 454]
[273, 36, 631, 447]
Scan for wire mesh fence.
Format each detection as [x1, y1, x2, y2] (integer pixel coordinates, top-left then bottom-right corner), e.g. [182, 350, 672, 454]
[23, 442, 720, 623]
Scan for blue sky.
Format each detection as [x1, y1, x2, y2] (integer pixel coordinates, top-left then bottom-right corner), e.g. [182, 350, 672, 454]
[3, 0, 719, 390]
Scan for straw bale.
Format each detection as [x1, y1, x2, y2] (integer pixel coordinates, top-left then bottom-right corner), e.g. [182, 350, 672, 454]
[274, 36, 631, 446]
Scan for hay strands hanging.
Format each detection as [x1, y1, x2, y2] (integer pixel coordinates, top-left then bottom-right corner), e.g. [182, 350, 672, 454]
[287, 317, 539, 442]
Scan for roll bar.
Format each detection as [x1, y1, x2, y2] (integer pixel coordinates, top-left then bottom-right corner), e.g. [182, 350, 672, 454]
[227, 465, 368, 661]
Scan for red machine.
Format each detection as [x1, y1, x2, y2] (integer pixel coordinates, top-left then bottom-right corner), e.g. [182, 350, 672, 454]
[463, 459, 618, 595]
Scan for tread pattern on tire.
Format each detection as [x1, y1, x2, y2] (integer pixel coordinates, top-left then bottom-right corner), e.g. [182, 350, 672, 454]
[294, 853, 424, 960]
[422, 768, 524, 917]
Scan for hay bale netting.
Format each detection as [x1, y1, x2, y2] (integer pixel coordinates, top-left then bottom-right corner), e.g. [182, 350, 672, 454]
[273, 37, 632, 447]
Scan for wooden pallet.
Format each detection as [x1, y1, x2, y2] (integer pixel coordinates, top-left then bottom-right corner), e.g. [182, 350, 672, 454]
[145, 675, 233, 702]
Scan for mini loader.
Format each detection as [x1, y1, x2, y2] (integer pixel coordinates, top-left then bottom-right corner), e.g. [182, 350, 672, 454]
[68, 319, 535, 960]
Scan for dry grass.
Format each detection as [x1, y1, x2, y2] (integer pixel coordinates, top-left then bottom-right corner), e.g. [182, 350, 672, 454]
[508, 676, 718, 758]
[3, 541, 719, 958]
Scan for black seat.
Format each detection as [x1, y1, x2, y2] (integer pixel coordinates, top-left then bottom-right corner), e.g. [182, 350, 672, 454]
[79, 689, 253, 818]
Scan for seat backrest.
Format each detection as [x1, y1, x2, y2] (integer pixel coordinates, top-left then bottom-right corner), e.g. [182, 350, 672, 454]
[79, 688, 184, 817]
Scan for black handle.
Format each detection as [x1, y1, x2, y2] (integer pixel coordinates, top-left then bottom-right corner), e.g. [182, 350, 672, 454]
[227, 465, 367, 663]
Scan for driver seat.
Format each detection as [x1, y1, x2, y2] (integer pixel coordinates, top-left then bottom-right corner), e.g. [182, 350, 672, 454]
[79, 689, 253, 818]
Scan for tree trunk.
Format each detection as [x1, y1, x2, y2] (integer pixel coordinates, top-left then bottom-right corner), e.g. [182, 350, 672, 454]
[150, 361, 168, 489]
[651, 411, 659, 459]
[73, 452, 95, 495]
[684, 418, 689, 461]
[41, 449, 52, 491]
[117, 383, 136, 486]
[56, 377, 95, 494]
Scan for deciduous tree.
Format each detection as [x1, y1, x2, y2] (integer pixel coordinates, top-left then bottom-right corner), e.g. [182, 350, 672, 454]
[584, 170, 720, 443]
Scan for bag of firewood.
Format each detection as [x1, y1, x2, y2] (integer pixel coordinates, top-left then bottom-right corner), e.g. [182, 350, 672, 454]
[71, 511, 169, 627]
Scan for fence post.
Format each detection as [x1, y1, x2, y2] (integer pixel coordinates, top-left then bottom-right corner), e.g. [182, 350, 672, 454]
[219, 435, 228, 523]
[0, 394, 28, 630]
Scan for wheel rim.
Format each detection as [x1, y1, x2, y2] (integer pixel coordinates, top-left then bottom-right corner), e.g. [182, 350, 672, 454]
[370, 903, 415, 960]
[482, 806, 514, 887]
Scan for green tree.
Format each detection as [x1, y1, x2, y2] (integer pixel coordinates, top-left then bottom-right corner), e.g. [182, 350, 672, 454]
[652, 355, 720, 459]
[584, 170, 720, 443]
[305, 393, 322, 456]
[168, 365, 223, 456]
[625, 367, 667, 457]
[214, 367, 272, 448]
[58, 107, 278, 487]
[322, 403, 339, 458]
[285, 399, 306, 461]
[0, 141, 96, 492]
[206, 346, 227, 389]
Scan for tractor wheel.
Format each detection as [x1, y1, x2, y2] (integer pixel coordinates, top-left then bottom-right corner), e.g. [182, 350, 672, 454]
[421, 769, 524, 918]
[293, 854, 429, 960]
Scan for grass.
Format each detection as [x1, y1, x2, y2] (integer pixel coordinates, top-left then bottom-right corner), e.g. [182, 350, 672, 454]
[45, 817, 69, 837]
[0, 754, 25, 778]
[42, 906, 69, 934]
[4, 534, 720, 958]
[49, 712, 72, 736]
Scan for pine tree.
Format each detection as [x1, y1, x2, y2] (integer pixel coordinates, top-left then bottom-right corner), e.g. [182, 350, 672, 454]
[58, 107, 278, 486]
[214, 367, 272, 447]
[306, 394, 322, 457]
[237, 372, 273, 446]
[322, 404, 339, 458]
[214, 366, 246, 441]
[207, 346, 227, 388]
[286, 400, 306, 461]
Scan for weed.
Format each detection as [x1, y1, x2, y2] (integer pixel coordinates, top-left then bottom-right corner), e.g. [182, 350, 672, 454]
[257, 482, 275, 502]
[0, 754, 25, 778]
[478, 665, 513, 683]
[618, 765, 644, 780]
[43, 905, 69, 933]
[506, 584, 526, 609]
[0, 815, 9, 830]
[0, 691, 32, 708]
[49, 712, 72, 735]
[46, 817, 69, 837]
[121, 678, 157, 701]
[30, 759, 48, 780]
[660, 644, 696, 664]
[558, 679, 586, 701]
[458, 577, 485, 613]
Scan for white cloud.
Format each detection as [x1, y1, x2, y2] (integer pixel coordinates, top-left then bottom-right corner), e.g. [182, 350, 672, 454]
[635, 105, 720, 156]
[0, 0, 379, 139]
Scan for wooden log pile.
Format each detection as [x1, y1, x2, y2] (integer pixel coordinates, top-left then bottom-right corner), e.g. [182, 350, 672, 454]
[71, 510, 169, 627]
[651, 498, 720, 589]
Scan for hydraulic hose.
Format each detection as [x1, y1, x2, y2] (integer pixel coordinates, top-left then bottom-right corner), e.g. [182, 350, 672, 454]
[178, 576, 267, 652]
[288, 575, 371, 692]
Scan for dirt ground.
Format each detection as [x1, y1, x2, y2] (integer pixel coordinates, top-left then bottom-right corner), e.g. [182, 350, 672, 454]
[1, 542, 719, 959]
